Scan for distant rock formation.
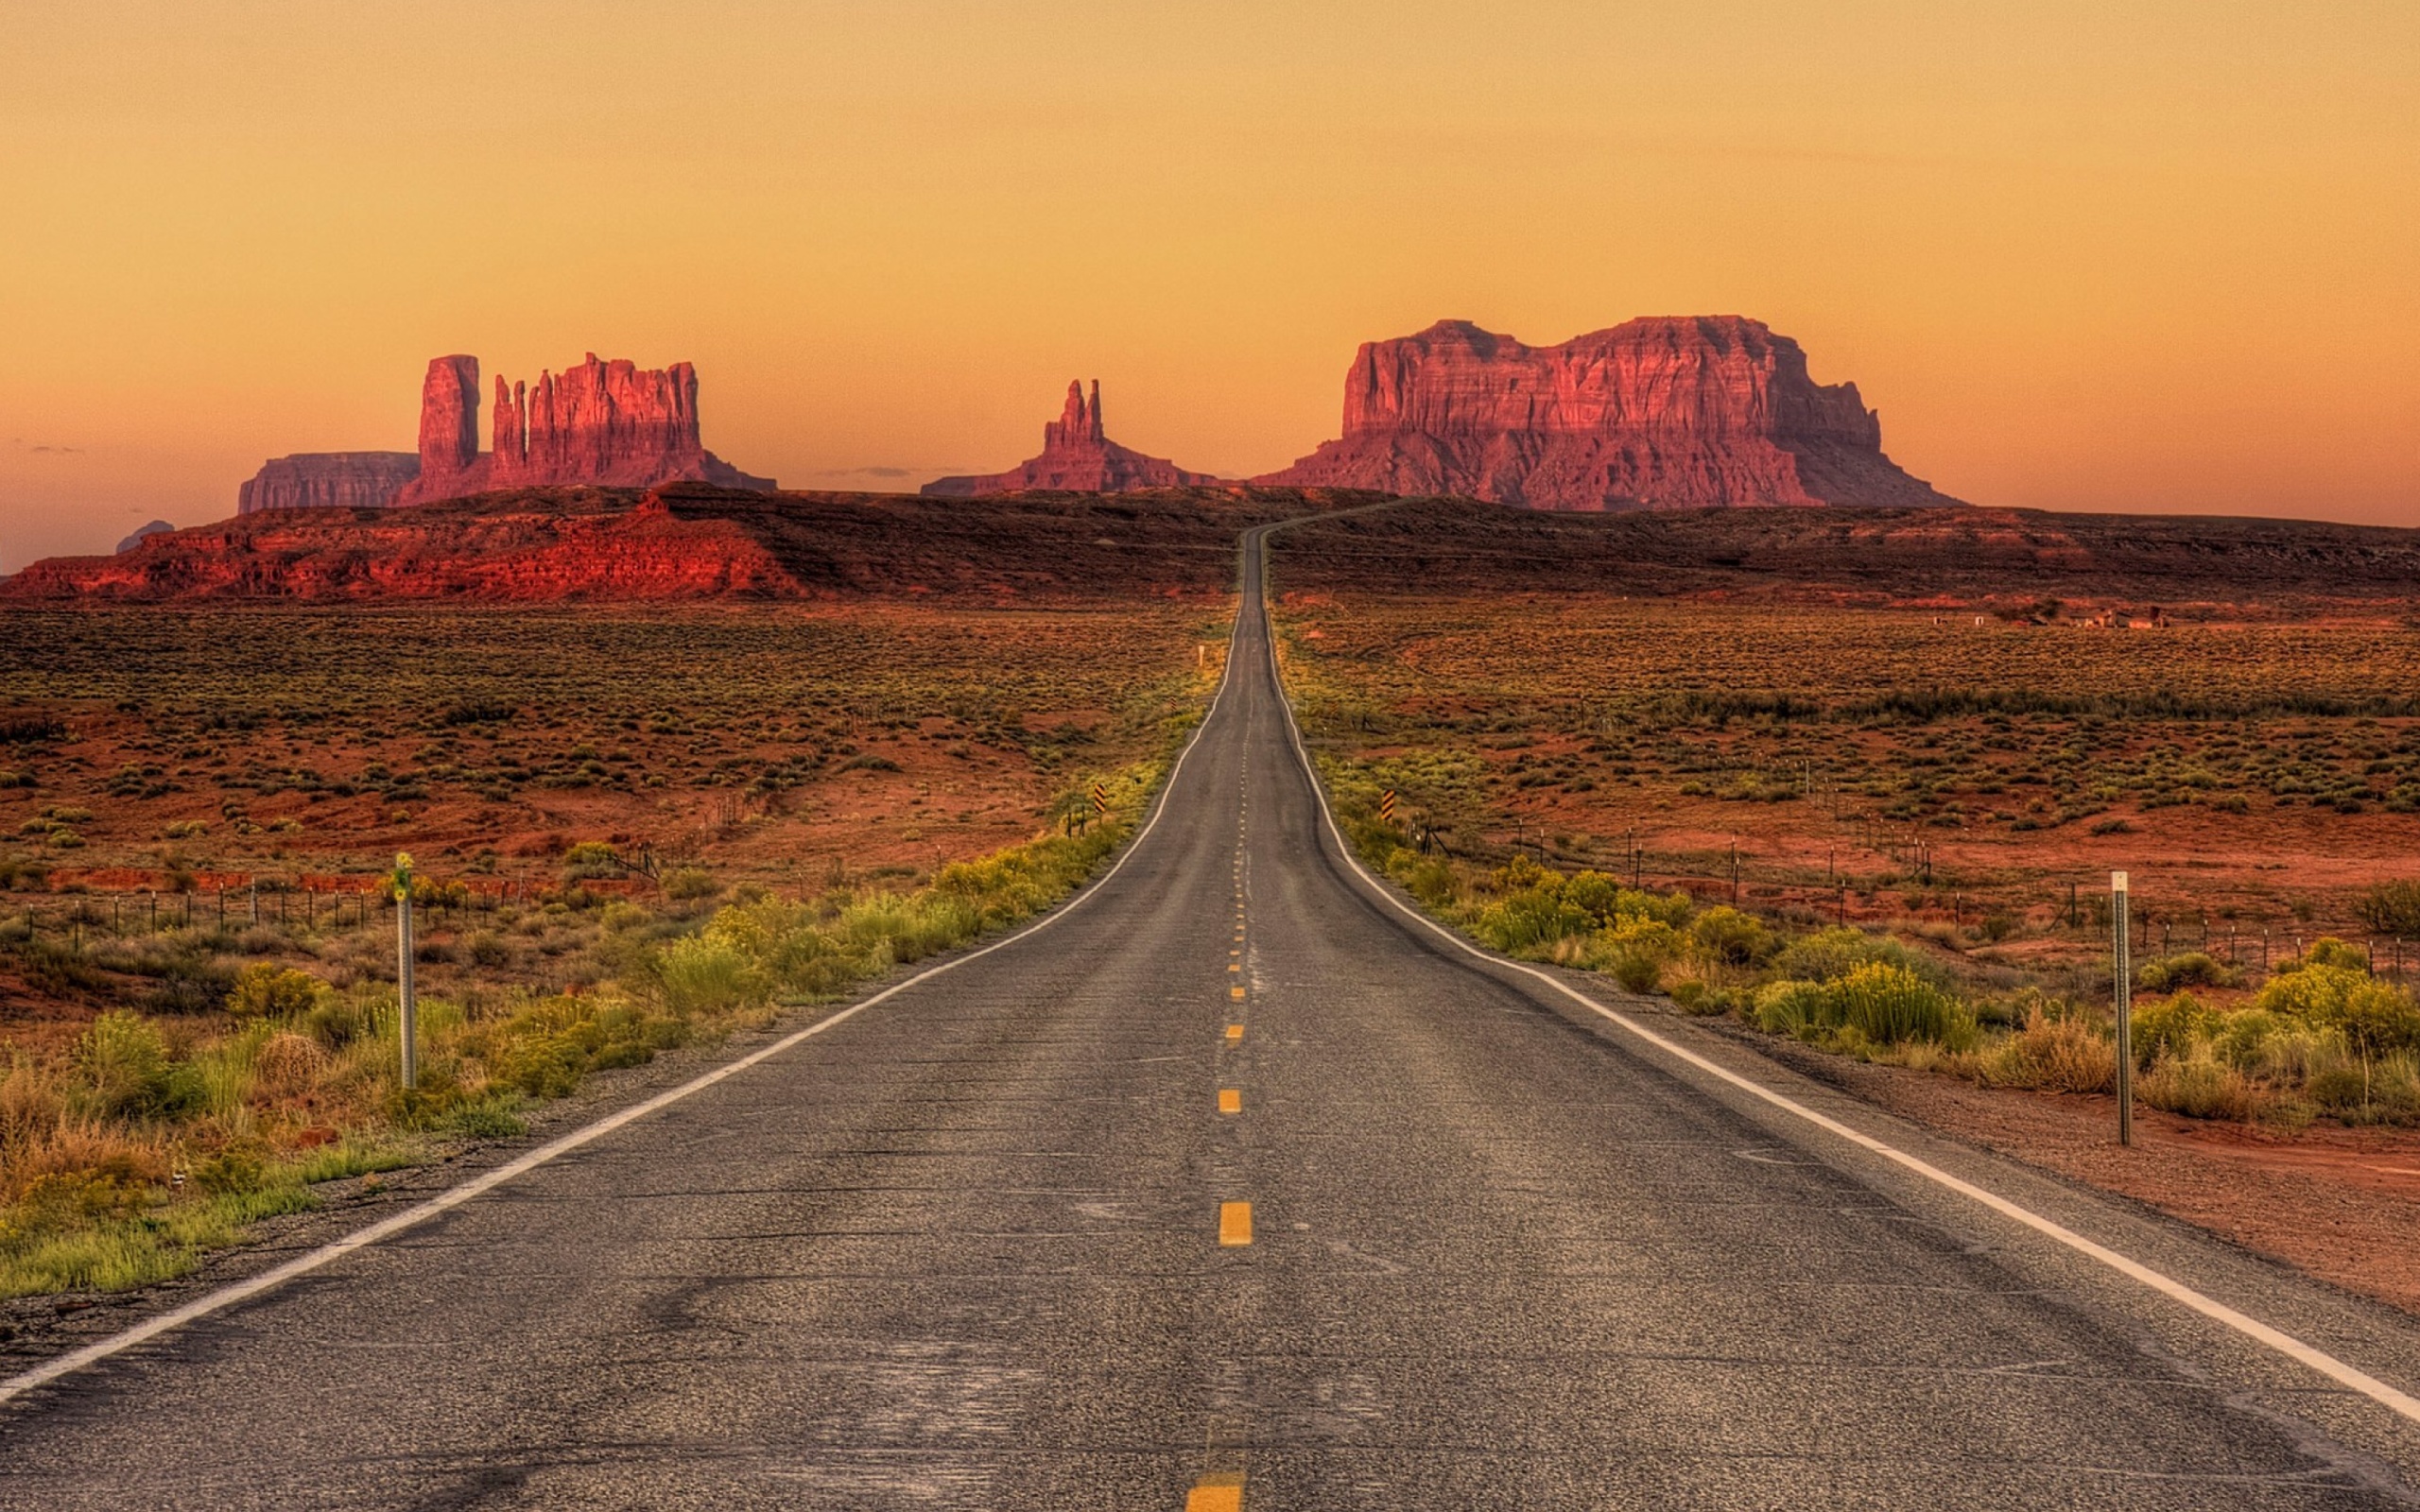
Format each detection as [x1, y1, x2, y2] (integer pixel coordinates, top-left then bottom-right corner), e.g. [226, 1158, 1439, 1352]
[1254, 317, 1959, 509]
[923, 381, 1219, 496]
[394, 353, 774, 505]
[115, 520, 175, 553]
[235, 453, 422, 514]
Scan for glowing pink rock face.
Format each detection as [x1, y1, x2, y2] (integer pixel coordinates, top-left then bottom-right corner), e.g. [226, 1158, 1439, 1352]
[394, 353, 772, 505]
[235, 453, 422, 514]
[1255, 317, 1960, 509]
[923, 381, 1219, 496]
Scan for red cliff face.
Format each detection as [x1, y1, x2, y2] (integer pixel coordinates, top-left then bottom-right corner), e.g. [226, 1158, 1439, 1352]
[418, 354, 482, 475]
[236, 453, 423, 514]
[923, 381, 1219, 496]
[1255, 317, 1959, 509]
[391, 352, 773, 505]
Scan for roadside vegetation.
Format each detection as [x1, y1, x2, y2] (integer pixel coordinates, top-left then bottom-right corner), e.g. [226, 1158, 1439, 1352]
[1272, 589, 2420, 1138]
[0, 604, 1226, 1301]
[1322, 767, 2420, 1130]
[0, 763, 1168, 1300]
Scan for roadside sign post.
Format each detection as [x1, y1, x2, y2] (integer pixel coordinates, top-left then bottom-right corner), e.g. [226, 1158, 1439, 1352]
[1379, 788, 1397, 825]
[394, 852, 418, 1092]
[2112, 869, 2133, 1147]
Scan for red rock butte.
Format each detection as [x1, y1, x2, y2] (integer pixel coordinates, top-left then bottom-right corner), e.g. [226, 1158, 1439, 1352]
[1254, 316, 1960, 509]
[922, 380, 1219, 497]
[393, 353, 773, 505]
[235, 353, 773, 512]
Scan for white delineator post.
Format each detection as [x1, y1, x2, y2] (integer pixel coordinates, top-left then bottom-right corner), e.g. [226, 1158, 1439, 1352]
[2112, 869, 2133, 1147]
[394, 852, 418, 1091]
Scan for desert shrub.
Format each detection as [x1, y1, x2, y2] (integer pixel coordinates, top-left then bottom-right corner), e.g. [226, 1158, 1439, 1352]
[1474, 888, 1596, 954]
[1752, 964, 1973, 1048]
[2255, 962, 2420, 1057]
[302, 992, 375, 1051]
[466, 932, 510, 968]
[1611, 951, 1662, 995]
[226, 962, 322, 1020]
[1772, 927, 1923, 985]
[249, 1032, 330, 1100]
[599, 902, 650, 934]
[1689, 907, 1771, 968]
[2136, 952, 2240, 992]
[657, 934, 770, 1017]
[1832, 962, 1969, 1047]
[1754, 979, 1830, 1038]
[1979, 1004, 2116, 1093]
[561, 841, 621, 881]
[477, 999, 683, 1100]
[71, 1012, 172, 1118]
[663, 868, 720, 902]
[1559, 872, 1687, 926]
[1398, 858, 1461, 909]
[0, 1060, 69, 1162]
[2130, 990, 2217, 1067]
[2274, 936, 2370, 974]
[2357, 880, 2420, 940]
[2141, 1044, 2269, 1121]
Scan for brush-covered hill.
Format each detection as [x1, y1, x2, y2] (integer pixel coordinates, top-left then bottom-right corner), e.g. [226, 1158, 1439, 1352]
[12, 488, 2417, 611]
[2, 485, 1377, 603]
[1267, 498, 2420, 612]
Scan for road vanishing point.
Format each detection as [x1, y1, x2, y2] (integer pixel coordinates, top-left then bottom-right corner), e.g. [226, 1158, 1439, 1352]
[7, 523, 2420, 1509]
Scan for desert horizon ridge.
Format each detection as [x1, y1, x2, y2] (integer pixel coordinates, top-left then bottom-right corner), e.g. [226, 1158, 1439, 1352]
[14, 303, 2412, 589]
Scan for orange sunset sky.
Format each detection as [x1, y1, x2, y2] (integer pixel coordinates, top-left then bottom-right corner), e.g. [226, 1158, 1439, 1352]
[2, 1, 2413, 568]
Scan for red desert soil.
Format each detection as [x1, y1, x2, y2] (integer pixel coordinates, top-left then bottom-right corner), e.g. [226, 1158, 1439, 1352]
[1728, 1024, 2420, 1315]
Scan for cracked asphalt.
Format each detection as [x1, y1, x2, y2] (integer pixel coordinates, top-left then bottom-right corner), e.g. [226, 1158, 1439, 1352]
[5, 525, 2420, 1509]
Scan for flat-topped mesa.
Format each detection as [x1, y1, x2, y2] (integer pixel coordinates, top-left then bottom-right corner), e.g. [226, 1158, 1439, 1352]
[392, 352, 772, 505]
[1254, 316, 1960, 509]
[923, 380, 1219, 496]
[236, 452, 423, 514]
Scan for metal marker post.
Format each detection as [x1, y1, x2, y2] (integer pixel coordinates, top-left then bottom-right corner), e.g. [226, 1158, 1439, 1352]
[2112, 869, 2133, 1147]
[394, 852, 418, 1091]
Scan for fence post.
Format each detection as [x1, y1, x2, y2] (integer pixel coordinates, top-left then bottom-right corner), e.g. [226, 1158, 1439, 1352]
[2113, 870, 2134, 1148]
[393, 853, 418, 1092]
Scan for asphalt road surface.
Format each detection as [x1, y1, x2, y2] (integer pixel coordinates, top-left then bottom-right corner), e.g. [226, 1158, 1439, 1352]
[6, 524, 2420, 1509]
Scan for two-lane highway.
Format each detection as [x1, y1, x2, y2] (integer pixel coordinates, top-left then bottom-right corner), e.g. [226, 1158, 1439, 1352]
[5, 523, 2420, 1508]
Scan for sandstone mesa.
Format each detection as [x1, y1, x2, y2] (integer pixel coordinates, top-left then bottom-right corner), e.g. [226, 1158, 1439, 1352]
[1254, 316, 1959, 510]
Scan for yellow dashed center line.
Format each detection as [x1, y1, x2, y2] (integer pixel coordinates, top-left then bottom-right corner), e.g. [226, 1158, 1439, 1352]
[1225, 1024, 1244, 1043]
[1219, 1088, 1241, 1114]
[1185, 1474, 1245, 1512]
[1230, 985, 1246, 1000]
[1219, 1201, 1253, 1247]
[1227, 963, 1241, 973]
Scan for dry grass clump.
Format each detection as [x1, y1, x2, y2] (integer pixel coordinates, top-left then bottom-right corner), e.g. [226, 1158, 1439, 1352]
[1974, 1003, 2118, 1094]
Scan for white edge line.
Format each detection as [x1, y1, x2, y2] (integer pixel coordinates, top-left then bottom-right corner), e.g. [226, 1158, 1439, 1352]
[1251, 524, 2420, 1428]
[0, 579, 1254, 1408]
